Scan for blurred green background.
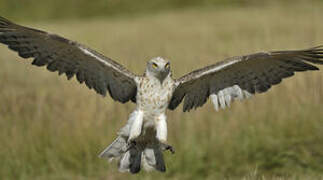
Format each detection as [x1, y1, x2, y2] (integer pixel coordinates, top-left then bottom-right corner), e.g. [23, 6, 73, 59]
[1, 0, 323, 180]
[0, 0, 320, 21]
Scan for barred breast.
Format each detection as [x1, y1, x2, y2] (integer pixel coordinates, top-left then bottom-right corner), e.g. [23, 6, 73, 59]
[136, 76, 175, 118]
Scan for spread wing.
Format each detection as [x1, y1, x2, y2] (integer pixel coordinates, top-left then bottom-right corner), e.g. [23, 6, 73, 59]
[169, 46, 323, 112]
[0, 16, 137, 103]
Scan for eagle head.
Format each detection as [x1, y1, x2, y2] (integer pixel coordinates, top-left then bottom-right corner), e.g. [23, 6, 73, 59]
[146, 57, 171, 83]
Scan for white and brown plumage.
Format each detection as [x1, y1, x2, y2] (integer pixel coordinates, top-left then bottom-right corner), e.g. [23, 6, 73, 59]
[1, 16, 323, 173]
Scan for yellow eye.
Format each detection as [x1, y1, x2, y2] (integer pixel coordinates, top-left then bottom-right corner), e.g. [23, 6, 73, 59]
[152, 63, 158, 69]
[165, 63, 170, 69]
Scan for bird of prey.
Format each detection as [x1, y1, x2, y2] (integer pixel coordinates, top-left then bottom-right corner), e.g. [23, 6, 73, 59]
[1, 16, 323, 174]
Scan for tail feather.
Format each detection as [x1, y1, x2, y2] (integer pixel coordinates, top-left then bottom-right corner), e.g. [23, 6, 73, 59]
[118, 150, 131, 172]
[117, 147, 143, 174]
[141, 146, 166, 172]
[98, 136, 127, 159]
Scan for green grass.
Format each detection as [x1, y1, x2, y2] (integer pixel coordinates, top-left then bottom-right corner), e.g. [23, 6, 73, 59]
[1, 3, 323, 180]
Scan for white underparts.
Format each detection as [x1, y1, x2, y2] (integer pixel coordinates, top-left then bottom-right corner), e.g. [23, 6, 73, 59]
[156, 114, 167, 142]
[210, 85, 252, 111]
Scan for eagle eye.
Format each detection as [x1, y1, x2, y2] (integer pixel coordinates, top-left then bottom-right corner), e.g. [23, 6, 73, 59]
[152, 63, 158, 69]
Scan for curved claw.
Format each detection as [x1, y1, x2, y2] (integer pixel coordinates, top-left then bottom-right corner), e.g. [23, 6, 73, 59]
[160, 143, 175, 154]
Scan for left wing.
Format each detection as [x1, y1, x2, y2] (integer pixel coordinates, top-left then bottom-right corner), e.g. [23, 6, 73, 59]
[0, 16, 138, 103]
[168, 46, 323, 112]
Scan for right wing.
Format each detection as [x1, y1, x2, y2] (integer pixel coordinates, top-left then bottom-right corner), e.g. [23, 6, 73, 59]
[169, 46, 323, 112]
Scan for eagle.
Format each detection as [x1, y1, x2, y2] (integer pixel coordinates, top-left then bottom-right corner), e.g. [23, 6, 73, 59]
[1, 16, 323, 173]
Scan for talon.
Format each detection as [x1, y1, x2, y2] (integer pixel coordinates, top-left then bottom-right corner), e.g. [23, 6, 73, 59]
[167, 145, 175, 154]
[160, 143, 175, 154]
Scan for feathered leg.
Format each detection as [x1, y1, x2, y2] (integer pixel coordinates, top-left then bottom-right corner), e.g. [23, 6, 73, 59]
[128, 110, 144, 143]
[156, 114, 175, 154]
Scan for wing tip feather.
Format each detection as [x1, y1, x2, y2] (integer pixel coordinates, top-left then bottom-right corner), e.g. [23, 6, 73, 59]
[0, 16, 11, 25]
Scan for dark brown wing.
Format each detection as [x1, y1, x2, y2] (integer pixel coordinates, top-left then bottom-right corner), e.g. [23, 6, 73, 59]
[0, 16, 137, 103]
[169, 46, 323, 112]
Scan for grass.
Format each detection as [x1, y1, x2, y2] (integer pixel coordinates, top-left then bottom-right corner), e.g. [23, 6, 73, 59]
[1, 3, 323, 180]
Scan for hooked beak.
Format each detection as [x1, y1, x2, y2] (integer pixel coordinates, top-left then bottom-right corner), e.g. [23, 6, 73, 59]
[157, 69, 169, 84]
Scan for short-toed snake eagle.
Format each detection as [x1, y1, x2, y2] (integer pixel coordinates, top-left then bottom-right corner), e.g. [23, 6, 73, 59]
[1, 16, 323, 173]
